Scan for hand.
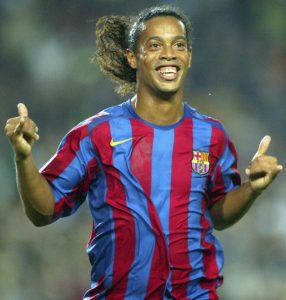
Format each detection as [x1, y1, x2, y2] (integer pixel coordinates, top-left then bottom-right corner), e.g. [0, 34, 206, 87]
[5, 103, 39, 160]
[245, 135, 283, 193]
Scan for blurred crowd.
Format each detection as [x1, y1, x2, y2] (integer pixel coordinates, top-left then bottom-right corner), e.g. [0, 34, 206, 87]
[1, 0, 285, 299]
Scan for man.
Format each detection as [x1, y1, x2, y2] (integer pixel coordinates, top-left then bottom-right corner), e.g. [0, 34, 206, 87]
[5, 5, 282, 300]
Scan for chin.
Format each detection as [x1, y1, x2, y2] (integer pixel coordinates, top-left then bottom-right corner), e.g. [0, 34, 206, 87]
[156, 77, 184, 91]
[158, 83, 181, 94]
[156, 87, 181, 99]
[145, 78, 183, 98]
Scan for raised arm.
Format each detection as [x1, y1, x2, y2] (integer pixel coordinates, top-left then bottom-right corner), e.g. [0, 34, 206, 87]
[210, 135, 283, 230]
[5, 103, 55, 226]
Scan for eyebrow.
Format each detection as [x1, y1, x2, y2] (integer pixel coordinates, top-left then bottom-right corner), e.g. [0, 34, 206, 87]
[145, 35, 187, 42]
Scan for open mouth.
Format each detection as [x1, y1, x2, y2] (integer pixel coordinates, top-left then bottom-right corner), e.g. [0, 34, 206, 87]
[156, 65, 180, 81]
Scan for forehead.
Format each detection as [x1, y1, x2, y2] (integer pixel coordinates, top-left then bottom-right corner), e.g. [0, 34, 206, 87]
[139, 16, 187, 41]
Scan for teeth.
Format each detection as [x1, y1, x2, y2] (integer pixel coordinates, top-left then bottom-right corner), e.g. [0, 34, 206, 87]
[159, 66, 177, 74]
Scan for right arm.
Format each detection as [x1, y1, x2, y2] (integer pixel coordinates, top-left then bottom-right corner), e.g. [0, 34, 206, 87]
[5, 103, 54, 226]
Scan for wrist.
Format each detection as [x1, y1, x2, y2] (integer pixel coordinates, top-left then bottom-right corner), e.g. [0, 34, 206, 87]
[15, 152, 32, 163]
[246, 180, 263, 198]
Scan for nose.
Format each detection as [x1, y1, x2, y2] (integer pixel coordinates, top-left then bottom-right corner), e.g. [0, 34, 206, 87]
[159, 45, 176, 61]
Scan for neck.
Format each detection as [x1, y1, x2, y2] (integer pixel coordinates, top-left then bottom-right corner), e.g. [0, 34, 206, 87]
[132, 89, 185, 126]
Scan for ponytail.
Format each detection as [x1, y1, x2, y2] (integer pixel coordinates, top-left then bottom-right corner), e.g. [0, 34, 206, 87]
[92, 6, 192, 97]
[92, 16, 136, 97]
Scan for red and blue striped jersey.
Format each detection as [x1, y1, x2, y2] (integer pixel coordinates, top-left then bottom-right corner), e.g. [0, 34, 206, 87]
[40, 100, 241, 299]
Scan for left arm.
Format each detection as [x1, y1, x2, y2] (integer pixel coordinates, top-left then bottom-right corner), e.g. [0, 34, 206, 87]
[210, 135, 283, 230]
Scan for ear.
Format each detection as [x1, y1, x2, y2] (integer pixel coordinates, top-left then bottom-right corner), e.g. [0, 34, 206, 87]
[126, 48, 137, 69]
[188, 47, 192, 68]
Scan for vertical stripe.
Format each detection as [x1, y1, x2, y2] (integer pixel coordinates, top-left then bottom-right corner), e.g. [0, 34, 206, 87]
[86, 124, 115, 300]
[169, 118, 193, 299]
[198, 125, 222, 297]
[98, 120, 136, 300]
[130, 119, 169, 299]
[150, 129, 174, 299]
[87, 151, 111, 270]
[186, 118, 212, 297]
[185, 119, 223, 298]
[151, 128, 174, 245]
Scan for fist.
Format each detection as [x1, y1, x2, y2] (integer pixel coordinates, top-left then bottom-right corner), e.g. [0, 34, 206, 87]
[5, 103, 39, 160]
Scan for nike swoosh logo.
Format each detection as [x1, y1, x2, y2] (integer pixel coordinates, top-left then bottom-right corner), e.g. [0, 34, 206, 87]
[110, 137, 133, 147]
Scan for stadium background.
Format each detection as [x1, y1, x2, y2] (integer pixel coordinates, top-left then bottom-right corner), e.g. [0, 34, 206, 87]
[1, 0, 285, 299]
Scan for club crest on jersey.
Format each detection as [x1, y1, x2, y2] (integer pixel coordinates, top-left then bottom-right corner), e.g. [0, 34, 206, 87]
[192, 150, 210, 175]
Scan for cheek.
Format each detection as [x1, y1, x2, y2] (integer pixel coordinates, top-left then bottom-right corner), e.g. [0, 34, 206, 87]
[138, 55, 153, 72]
[180, 55, 192, 71]
[136, 51, 159, 77]
[138, 46, 158, 62]
[138, 46, 147, 59]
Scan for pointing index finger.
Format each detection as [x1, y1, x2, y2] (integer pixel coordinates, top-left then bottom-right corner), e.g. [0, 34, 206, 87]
[17, 103, 29, 118]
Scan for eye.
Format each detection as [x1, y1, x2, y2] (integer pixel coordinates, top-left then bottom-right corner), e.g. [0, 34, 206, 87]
[150, 42, 161, 49]
[147, 40, 162, 50]
[174, 41, 187, 50]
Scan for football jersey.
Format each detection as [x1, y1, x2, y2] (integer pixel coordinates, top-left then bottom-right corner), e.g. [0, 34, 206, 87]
[40, 99, 241, 299]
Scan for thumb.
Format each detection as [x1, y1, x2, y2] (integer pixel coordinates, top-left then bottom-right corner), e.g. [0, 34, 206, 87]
[252, 135, 271, 160]
[17, 102, 29, 118]
[245, 135, 271, 176]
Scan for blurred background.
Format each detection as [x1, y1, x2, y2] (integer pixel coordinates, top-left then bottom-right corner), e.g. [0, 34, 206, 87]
[1, 0, 285, 299]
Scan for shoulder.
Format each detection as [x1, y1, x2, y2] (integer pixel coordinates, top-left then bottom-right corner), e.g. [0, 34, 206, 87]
[68, 101, 128, 136]
[57, 101, 128, 150]
[184, 102, 228, 137]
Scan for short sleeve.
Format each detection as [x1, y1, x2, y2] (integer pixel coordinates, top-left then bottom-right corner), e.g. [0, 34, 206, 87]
[209, 134, 241, 207]
[40, 125, 98, 221]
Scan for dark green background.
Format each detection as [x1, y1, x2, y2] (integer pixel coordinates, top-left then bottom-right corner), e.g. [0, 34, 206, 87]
[1, 1, 285, 299]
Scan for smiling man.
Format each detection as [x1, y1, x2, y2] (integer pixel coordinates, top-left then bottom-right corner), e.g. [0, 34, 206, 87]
[5, 5, 282, 300]
[127, 15, 191, 98]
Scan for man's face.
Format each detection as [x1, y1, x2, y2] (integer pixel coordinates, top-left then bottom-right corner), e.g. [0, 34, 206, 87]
[128, 16, 192, 97]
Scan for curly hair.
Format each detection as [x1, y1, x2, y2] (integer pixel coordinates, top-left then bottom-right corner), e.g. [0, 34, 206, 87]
[91, 5, 192, 97]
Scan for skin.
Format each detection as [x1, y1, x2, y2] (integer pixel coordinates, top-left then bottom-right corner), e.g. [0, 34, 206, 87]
[211, 135, 282, 229]
[126, 16, 192, 126]
[5, 103, 54, 226]
[5, 16, 283, 229]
